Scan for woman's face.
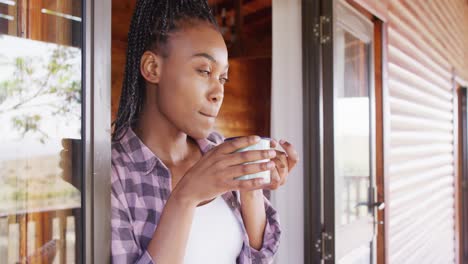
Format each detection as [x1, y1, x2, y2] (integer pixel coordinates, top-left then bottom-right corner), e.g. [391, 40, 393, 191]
[151, 22, 228, 139]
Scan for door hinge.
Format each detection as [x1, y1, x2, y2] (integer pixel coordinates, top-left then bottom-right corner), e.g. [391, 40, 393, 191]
[313, 16, 331, 44]
[315, 230, 334, 261]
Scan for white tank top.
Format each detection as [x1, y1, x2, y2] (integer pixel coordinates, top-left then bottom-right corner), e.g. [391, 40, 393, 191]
[184, 195, 244, 264]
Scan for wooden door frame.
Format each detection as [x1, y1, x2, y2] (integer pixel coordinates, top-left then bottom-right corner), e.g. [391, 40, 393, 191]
[302, 0, 324, 262]
[84, 0, 112, 262]
[303, 0, 386, 262]
[342, 3, 387, 264]
[456, 85, 468, 264]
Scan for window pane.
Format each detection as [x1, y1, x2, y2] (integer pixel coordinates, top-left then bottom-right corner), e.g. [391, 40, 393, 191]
[335, 30, 371, 226]
[334, 28, 373, 263]
[0, 0, 83, 263]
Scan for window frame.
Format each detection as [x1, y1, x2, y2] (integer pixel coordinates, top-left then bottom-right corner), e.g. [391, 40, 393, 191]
[83, 0, 111, 262]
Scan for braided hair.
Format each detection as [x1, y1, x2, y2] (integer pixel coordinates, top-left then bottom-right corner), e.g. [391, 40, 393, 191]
[112, 0, 218, 141]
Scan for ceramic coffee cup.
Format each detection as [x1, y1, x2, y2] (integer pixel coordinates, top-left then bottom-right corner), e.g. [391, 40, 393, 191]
[224, 136, 272, 184]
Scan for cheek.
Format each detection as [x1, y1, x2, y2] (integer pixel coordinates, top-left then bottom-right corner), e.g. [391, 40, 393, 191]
[157, 76, 204, 116]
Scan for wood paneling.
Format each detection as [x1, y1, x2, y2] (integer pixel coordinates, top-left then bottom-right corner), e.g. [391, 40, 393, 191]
[27, 0, 78, 46]
[214, 57, 271, 137]
[0, 3, 15, 35]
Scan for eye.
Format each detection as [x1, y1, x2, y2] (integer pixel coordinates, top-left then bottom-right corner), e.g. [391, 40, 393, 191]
[197, 69, 210, 76]
[219, 77, 229, 85]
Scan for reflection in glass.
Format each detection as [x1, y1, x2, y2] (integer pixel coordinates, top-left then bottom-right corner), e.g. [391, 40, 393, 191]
[335, 30, 371, 225]
[335, 28, 373, 264]
[0, 1, 82, 263]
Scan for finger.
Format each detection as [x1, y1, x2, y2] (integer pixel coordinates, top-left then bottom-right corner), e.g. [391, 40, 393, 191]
[220, 149, 276, 167]
[264, 165, 281, 190]
[276, 151, 289, 178]
[219, 135, 261, 155]
[279, 139, 299, 171]
[271, 156, 287, 187]
[273, 154, 289, 186]
[224, 160, 275, 180]
[270, 138, 278, 149]
[275, 151, 288, 169]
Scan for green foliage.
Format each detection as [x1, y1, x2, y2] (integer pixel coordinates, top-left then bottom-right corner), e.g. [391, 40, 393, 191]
[0, 46, 82, 142]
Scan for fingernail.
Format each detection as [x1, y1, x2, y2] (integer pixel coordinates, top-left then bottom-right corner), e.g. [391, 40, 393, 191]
[268, 150, 276, 157]
[279, 139, 286, 144]
[267, 161, 275, 169]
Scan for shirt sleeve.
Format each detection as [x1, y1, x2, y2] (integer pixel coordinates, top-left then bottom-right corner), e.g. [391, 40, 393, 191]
[249, 194, 282, 264]
[111, 165, 155, 264]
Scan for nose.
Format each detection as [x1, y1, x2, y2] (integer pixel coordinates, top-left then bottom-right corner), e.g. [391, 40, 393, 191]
[210, 92, 223, 103]
[208, 81, 224, 104]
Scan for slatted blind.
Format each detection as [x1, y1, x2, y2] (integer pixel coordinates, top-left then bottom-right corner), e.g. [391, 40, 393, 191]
[386, 1, 462, 263]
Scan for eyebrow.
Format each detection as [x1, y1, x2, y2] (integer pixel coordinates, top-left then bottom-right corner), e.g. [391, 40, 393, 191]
[193, 52, 216, 62]
[192, 52, 229, 70]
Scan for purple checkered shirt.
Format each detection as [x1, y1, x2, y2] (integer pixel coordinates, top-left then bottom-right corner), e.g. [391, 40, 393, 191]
[111, 128, 281, 264]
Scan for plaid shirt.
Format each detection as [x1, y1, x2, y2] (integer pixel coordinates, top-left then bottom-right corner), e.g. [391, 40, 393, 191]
[111, 128, 281, 264]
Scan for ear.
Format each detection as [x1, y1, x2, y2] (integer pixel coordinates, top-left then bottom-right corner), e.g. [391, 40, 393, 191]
[140, 51, 163, 84]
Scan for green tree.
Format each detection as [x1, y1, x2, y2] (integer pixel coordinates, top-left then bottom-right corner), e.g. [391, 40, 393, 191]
[0, 45, 81, 143]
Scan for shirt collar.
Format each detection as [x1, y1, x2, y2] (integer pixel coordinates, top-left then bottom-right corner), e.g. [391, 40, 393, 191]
[118, 127, 220, 175]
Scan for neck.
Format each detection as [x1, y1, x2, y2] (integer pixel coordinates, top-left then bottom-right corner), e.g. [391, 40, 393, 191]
[134, 103, 198, 168]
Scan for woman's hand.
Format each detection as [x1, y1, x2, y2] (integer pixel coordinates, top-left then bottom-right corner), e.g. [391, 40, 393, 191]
[263, 139, 299, 190]
[172, 136, 277, 205]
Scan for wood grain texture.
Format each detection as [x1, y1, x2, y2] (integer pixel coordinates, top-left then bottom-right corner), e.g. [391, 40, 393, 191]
[214, 57, 271, 138]
[374, 19, 386, 264]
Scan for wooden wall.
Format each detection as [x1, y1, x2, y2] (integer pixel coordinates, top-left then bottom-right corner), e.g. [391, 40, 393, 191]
[111, 0, 135, 122]
[112, 0, 272, 138]
[215, 57, 271, 138]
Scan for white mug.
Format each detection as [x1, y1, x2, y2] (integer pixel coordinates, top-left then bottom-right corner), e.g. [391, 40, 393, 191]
[224, 137, 272, 184]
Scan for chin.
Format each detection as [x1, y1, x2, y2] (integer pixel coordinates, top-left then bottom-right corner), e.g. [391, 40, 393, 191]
[186, 127, 213, 140]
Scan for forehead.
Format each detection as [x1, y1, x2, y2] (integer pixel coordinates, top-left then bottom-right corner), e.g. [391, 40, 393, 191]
[166, 23, 228, 66]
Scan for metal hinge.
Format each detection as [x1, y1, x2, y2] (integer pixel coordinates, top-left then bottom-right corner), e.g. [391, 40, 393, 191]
[313, 15, 331, 44]
[315, 230, 333, 261]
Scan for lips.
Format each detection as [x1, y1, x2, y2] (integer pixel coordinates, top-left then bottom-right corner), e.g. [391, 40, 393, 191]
[199, 112, 217, 118]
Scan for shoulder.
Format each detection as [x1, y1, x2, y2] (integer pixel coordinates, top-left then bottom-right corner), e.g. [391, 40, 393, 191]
[110, 140, 133, 184]
[111, 140, 127, 170]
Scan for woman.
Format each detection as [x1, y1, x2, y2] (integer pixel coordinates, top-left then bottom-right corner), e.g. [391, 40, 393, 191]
[111, 1, 299, 263]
